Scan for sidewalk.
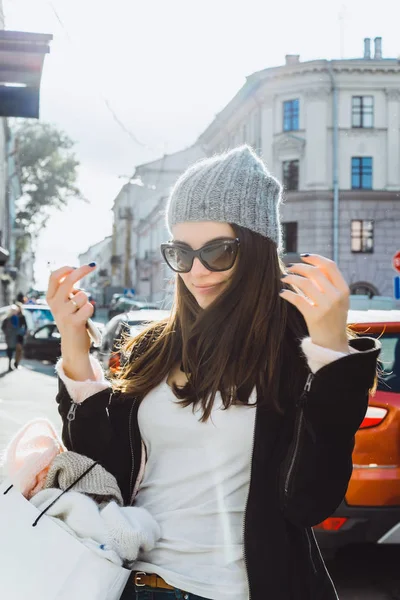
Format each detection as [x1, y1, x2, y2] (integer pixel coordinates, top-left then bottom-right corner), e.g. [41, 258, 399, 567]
[0, 356, 60, 481]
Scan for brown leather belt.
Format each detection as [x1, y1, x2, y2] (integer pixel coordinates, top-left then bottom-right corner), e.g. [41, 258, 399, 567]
[133, 571, 175, 590]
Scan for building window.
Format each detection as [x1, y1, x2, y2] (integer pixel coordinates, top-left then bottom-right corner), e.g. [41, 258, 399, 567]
[283, 99, 299, 131]
[282, 160, 299, 191]
[351, 157, 372, 189]
[351, 220, 374, 253]
[352, 96, 374, 128]
[282, 222, 298, 253]
[350, 281, 379, 298]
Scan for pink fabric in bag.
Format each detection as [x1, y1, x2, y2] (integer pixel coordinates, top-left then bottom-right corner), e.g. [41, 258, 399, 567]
[3, 418, 64, 499]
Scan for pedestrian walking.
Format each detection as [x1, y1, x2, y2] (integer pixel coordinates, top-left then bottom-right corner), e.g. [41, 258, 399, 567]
[46, 146, 380, 599]
[1, 305, 18, 371]
[13, 303, 27, 368]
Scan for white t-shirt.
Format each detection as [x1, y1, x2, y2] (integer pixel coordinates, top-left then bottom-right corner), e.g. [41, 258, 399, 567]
[134, 380, 257, 600]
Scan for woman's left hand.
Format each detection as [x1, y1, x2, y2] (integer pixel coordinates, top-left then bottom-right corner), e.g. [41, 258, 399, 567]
[279, 254, 350, 353]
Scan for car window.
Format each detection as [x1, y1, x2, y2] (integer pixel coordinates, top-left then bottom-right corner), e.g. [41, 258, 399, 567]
[34, 325, 55, 339]
[368, 333, 400, 393]
[127, 319, 150, 326]
[108, 320, 122, 341]
[23, 308, 54, 331]
[129, 324, 147, 338]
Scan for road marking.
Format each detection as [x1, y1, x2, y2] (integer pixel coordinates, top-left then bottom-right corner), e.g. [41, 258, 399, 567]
[378, 522, 400, 544]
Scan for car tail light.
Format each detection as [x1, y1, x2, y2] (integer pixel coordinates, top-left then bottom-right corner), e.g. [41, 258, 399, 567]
[314, 517, 348, 531]
[359, 406, 388, 429]
[109, 353, 121, 372]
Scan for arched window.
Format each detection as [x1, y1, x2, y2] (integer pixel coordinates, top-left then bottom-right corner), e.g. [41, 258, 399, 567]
[350, 281, 379, 299]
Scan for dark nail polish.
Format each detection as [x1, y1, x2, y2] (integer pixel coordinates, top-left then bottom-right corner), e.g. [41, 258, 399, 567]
[300, 253, 310, 257]
[281, 274, 288, 279]
[88, 262, 97, 267]
[286, 263, 294, 267]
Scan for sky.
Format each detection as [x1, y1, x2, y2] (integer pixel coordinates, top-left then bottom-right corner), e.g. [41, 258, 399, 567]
[3, 0, 400, 289]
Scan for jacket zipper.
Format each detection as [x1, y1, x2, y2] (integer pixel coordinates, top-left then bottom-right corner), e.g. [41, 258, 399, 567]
[242, 407, 258, 600]
[66, 402, 78, 450]
[128, 401, 136, 504]
[284, 372, 314, 501]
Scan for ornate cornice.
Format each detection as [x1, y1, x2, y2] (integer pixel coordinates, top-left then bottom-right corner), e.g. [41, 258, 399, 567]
[304, 87, 331, 100]
[273, 133, 306, 156]
[258, 95, 273, 108]
[385, 88, 400, 101]
[341, 127, 382, 138]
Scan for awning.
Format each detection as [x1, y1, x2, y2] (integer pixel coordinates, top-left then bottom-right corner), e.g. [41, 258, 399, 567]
[0, 30, 53, 118]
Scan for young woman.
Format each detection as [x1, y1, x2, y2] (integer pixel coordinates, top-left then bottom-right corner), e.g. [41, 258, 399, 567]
[47, 146, 380, 600]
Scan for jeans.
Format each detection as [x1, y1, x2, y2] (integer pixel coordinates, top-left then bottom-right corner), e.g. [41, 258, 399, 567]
[120, 578, 210, 600]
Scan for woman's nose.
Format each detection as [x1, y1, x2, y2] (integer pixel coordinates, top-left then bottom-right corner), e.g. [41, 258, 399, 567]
[191, 257, 210, 276]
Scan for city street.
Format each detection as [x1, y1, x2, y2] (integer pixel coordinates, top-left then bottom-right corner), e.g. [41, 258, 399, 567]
[0, 354, 60, 481]
[0, 353, 399, 598]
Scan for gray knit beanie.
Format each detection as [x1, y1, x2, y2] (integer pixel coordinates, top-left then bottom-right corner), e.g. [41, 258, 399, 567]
[166, 145, 283, 249]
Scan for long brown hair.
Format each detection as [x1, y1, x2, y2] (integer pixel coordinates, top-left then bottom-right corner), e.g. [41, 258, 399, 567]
[111, 224, 312, 420]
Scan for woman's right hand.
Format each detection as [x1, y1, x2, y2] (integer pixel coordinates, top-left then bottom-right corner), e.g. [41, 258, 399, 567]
[46, 264, 97, 380]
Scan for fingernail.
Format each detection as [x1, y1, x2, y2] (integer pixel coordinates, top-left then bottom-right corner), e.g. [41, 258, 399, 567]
[300, 253, 310, 257]
[88, 262, 96, 267]
[286, 263, 294, 268]
[281, 275, 288, 279]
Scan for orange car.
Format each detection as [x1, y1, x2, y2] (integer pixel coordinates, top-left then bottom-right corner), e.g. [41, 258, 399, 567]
[314, 309, 400, 554]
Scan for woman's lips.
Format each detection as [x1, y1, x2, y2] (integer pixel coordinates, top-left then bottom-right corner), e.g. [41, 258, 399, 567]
[192, 283, 221, 294]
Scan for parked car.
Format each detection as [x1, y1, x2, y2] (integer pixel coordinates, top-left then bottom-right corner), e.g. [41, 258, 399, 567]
[23, 319, 105, 363]
[23, 322, 61, 363]
[314, 309, 400, 555]
[107, 297, 160, 320]
[95, 309, 170, 373]
[0, 304, 54, 344]
[109, 293, 123, 309]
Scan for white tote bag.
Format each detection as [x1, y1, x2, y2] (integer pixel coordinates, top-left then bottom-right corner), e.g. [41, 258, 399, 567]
[0, 477, 131, 600]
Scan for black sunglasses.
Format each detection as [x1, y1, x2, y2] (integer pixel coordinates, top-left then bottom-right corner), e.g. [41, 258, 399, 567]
[160, 238, 240, 273]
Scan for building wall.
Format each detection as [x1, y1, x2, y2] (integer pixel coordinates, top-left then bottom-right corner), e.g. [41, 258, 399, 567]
[135, 197, 174, 304]
[338, 195, 400, 296]
[198, 54, 400, 303]
[78, 236, 112, 303]
[0, 122, 6, 248]
[110, 146, 204, 301]
[0, 121, 8, 305]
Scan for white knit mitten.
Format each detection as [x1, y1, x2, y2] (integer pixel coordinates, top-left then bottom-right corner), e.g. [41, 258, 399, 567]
[101, 502, 161, 565]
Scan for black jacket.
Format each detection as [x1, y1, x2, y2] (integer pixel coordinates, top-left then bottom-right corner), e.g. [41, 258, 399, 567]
[56, 336, 380, 599]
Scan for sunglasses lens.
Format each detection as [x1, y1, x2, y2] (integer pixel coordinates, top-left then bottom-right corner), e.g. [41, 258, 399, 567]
[201, 242, 237, 271]
[164, 246, 192, 272]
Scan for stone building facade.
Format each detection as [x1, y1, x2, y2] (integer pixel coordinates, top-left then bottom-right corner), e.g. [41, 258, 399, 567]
[198, 37, 400, 299]
[110, 145, 204, 304]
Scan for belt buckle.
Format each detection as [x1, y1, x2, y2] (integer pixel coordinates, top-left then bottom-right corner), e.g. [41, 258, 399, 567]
[134, 572, 147, 587]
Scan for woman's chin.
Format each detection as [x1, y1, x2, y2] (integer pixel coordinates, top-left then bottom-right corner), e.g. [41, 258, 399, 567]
[193, 291, 220, 309]
[196, 297, 212, 309]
